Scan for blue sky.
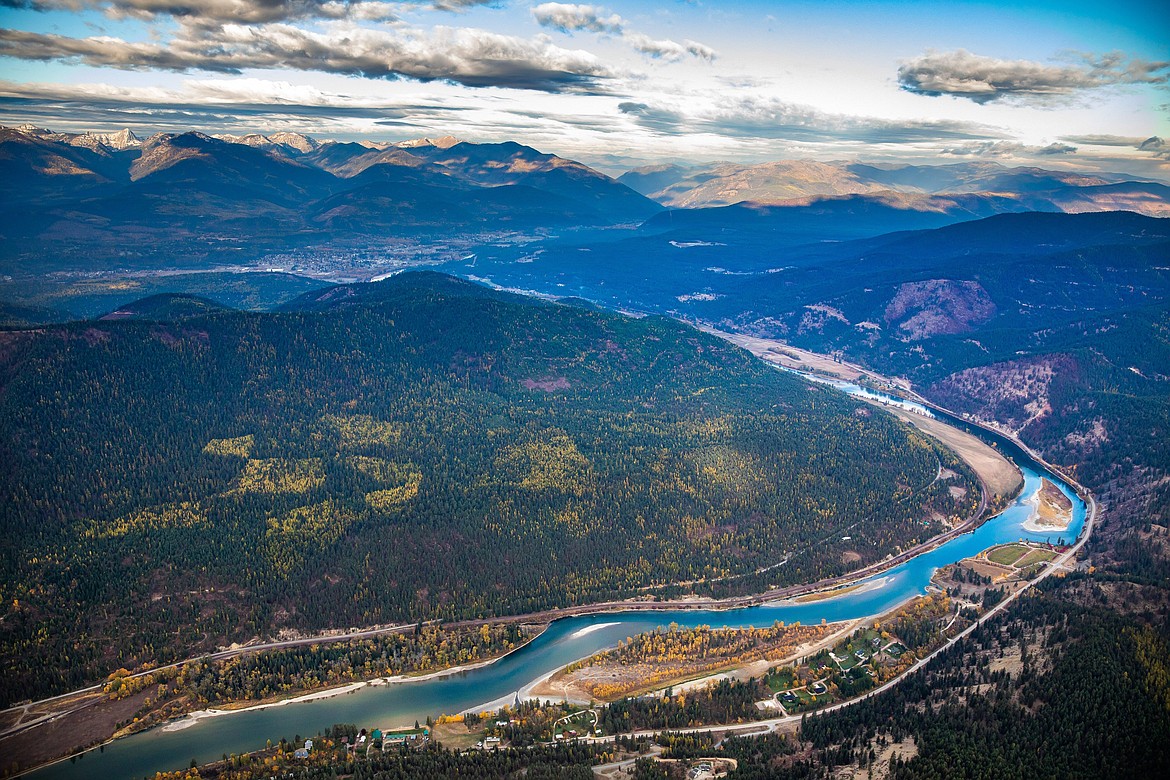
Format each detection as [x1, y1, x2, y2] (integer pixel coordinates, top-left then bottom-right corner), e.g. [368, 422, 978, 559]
[0, 1, 1166, 175]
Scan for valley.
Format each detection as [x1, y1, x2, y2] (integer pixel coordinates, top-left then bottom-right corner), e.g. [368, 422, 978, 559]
[0, 273, 979, 711]
[2, 327, 1091, 779]
[1, 119, 1167, 780]
[6, 362, 1095, 780]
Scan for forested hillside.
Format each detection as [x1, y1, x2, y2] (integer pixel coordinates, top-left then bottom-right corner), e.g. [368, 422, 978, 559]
[0, 272, 974, 705]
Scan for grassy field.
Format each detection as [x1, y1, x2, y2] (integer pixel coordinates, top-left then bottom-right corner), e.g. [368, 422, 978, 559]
[765, 668, 797, 692]
[1016, 549, 1057, 568]
[430, 722, 483, 750]
[987, 544, 1030, 566]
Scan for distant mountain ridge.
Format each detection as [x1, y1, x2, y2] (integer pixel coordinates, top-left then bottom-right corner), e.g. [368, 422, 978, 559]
[620, 158, 1170, 217]
[0, 125, 662, 271]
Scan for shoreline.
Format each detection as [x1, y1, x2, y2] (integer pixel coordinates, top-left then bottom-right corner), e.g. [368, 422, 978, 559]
[15, 343, 1087, 779]
[158, 625, 551, 734]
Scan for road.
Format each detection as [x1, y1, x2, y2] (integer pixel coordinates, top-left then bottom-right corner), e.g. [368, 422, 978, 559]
[578, 482, 1098, 747]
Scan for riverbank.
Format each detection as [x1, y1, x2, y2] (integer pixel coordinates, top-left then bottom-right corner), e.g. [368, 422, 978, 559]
[158, 641, 545, 735]
[2, 623, 549, 779]
[708, 328, 1023, 504]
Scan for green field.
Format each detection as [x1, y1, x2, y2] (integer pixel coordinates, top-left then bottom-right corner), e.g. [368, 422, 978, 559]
[765, 667, 797, 692]
[987, 544, 1030, 566]
[555, 710, 597, 738]
[1016, 549, 1057, 568]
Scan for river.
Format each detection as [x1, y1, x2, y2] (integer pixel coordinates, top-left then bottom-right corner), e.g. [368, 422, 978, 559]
[35, 380, 1087, 780]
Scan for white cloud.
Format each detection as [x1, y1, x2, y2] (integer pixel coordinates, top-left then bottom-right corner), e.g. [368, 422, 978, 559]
[898, 49, 1170, 103]
[531, 2, 714, 61]
[0, 22, 613, 92]
[531, 3, 622, 34]
[0, 1, 401, 24]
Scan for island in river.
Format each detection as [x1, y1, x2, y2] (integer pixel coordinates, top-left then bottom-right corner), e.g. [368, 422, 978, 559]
[1023, 477, 1074, 533]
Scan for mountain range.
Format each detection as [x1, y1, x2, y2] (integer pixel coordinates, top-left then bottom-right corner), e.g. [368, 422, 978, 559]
[0, 126, 661, 272]
[3, 125, 1169, 275]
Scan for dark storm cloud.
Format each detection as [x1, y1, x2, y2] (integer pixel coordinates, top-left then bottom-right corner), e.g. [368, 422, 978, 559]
[1060, 134, 1151, 147]
[618, 101, 684, 133]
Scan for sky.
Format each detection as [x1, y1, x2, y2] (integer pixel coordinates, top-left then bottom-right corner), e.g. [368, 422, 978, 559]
[0, 0, 1167, 176]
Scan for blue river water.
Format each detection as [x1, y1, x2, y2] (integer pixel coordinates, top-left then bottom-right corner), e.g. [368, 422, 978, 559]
[35, 383, 1086, 780]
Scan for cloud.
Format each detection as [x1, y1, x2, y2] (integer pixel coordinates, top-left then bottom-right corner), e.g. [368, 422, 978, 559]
[1140, 136, 1170, 159]
[0, 76, 480, 138]
[618, 100, 684, 133]
[0, 1, 401, 24]
[0, 24, 614, 92]
[898, 49, 1170, 103]
[939, 140, 1078, 158]
[430, 0, 496, 11]
[1060, 134, 1150, 147]
[531, 3, 623, 34]
[623, 94, 1004, 145]
[623, 33, 714, 62]
[531, 2, 714, 61]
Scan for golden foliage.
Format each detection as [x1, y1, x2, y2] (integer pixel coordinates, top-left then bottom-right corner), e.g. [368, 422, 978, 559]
[689, 445, 766, 493]
[86, 501, 208, 539]
[345, 456, 413, 484]
[563, 622, 831, 701]
[365, 479, 420, 512]
[265, 500, 355, 576]
[1130, 626, 1170, 713]
[202, 434, 255, 458]
[233, 458, 325, 495]
[323, 414, 402, 450]
[496, 431, 591, 494]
